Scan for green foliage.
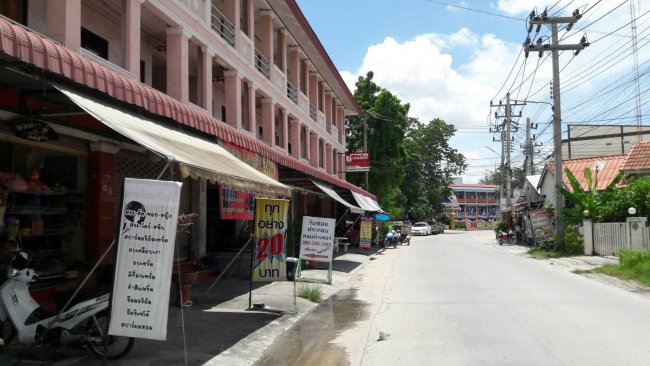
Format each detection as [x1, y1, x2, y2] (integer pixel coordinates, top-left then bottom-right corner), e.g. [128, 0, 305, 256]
[599, 176, 650, 221]
[560, 167, 625, 224]
[297, 284, 323, 303]
[494, 220, 508, 233]
[527, 248, 568, 258]
[400, 118, 466, 221]
[345, 72, 466, 221]
[346, 72, 409, 214]
[560, 227, 583, 255]
[595, 249, 650, 286]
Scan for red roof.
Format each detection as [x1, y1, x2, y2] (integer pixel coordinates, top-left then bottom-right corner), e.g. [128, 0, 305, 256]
[622, 141, 650, 172]
[0, 18, 375, 199]
[545, 154, 626, 192]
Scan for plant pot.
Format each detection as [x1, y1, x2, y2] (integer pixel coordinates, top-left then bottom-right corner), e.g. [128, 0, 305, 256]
[172, 271, 198, 307]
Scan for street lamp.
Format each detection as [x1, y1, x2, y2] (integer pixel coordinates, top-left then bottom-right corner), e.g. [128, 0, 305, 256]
[628, 207, 637, 216]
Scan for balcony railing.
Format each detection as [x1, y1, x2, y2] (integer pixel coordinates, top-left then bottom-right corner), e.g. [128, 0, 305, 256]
[255, 50, 271, 79]
[287, 81, 298, 103]
[211, 5, 235, 46]
[326, 123, 331, 133]
[309, 104, 317, 121]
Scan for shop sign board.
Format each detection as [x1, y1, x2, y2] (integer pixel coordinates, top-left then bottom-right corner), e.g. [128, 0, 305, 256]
[345, 152, 370, 172]
[299, 216, 335, 263]
[252, 198, 289, 281]
[109, 178, 182, 341]
[219, 140, 279, 180]
[529, 208, 553, 243]
[219, 186, 256, 220]
[359, 218, 373, 249]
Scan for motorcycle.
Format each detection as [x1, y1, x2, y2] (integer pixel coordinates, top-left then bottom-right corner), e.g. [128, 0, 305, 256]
[0, 252, 134, 360]
[497, 229, 516, 245]
[383, 230, 399, 248]
[399, 232, 411, 246]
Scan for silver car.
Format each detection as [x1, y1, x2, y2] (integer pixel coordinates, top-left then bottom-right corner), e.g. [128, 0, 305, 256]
[411, 222, 431, 236]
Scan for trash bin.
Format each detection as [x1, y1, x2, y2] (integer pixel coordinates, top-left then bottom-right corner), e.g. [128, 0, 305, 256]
[286, 257, 298, 281]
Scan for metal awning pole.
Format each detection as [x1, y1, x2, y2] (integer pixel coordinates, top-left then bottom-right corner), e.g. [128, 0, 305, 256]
[204, 236, 253, 295]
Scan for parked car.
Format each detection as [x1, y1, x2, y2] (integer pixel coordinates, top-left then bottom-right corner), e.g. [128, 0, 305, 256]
[411, 222, 431, 236]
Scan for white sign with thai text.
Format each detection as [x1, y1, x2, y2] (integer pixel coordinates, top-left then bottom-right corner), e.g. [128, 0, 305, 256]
[109, 178, 182, 341]
[299, 216, 335, 263]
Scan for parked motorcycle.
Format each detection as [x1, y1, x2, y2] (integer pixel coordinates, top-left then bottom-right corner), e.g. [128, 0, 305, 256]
[383, 230, 400, 248]
[0, 252, 134, 360]
[399, 232, 411, 246]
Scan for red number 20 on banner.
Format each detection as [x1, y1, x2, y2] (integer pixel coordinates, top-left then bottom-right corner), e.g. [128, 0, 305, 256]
[255, 234, 285, 260]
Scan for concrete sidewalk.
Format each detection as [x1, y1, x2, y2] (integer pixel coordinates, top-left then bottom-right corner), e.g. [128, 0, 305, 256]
[0, 247, 379, 366]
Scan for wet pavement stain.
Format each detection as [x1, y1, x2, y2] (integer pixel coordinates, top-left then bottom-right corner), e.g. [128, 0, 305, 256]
[254, 288, 369, 366]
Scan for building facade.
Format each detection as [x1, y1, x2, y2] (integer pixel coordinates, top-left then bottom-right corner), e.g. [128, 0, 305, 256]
[0, 0, 375, 306]
[448, 184, 499, 230]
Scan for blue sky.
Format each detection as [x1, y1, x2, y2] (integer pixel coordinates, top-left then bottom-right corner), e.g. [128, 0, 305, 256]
[296, 0, 649, 183]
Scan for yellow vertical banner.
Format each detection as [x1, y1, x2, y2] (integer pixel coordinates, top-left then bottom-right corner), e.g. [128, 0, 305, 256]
[359, 218, 372, 249]
[253, 198, 289, 282]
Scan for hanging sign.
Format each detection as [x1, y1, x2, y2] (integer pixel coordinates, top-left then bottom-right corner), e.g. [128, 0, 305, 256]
[529, 209, 553, 243]
[345, 152, 370, 172]
[299, 216, 336, 263]
[359, 218, 373, 249]
[109, 178, 182, 341]
[219, 186, 256, 220]
[252, 198, 289, 281]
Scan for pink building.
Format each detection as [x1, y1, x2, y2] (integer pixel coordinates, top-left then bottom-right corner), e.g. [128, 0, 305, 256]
[0, 0, 374, 303]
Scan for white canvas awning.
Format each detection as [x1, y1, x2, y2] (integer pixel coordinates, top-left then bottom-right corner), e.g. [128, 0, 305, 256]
[55, 85, 290, 197]
[311, 180, 364, 214]
[351, 191, 384, 212]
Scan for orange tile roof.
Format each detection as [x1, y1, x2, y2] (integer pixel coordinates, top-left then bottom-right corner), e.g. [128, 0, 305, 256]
[545, 154, 627, 192]
[622, 141, 650, 172]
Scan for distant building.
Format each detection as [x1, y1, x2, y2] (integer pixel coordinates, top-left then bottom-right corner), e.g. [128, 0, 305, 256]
[563, 125, 650, 159]
[452, 176, 464, 184]
[446, 184, 500, 230]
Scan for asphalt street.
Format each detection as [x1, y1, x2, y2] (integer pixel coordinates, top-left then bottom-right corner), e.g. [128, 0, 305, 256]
[257, 230, 650, 366]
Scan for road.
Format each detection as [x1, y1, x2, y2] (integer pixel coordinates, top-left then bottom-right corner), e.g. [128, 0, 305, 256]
[255, 230, 650, 366]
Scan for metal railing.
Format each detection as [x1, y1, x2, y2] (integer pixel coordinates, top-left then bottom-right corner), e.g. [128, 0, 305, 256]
[309, 104, 317, 121]
[255, 50, 271, 79]
[326, 123, 331, 133]
[211, 5, 235, 46]
[287, 81, 298, 103]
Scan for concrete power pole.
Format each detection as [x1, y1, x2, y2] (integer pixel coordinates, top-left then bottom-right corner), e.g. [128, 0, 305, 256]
[363, 113, 369, 191]
[505, 93, 512, 209]
[525, 117, 532, 176]
[526, 7, 589, 247]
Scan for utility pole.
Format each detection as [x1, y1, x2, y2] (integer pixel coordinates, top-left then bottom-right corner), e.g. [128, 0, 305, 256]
[363, 113, 369, 191]
[525, 7, 589, 248]
[505, 93, 512, 209]
[491, 95, 524, 211]
[525, 118, 532, 176]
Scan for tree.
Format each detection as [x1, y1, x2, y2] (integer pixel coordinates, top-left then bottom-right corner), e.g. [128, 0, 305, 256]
[346, 72, 410, 217]
[401, 118, 466, 221]
[560, 167, 625, 224]
[600, 176, 650, 221]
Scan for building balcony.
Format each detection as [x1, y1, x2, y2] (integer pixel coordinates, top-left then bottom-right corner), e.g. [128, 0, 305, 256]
[255, 49, 271, 79]
[211, 4, 235, 47]
[457, 198, 498, 204]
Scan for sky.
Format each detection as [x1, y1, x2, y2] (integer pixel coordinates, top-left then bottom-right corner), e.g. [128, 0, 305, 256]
[296, 0, 649, 184]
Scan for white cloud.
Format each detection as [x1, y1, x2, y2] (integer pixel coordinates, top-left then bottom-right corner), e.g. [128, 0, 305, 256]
[343, 29, 521, 130]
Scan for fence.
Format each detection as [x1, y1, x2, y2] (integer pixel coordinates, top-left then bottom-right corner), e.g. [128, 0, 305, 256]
[585, 217, 649, 257]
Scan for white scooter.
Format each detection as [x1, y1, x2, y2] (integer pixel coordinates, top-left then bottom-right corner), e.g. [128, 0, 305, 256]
[0, 252, 134, 360]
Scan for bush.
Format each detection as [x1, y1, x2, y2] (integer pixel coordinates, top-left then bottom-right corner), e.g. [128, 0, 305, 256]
[619, 248, 650, 268]
[561, 228, 584, 255]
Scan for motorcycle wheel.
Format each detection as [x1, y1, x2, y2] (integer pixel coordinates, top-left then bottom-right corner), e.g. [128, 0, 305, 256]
[0, 320, 16, 345]
[86, 312, 135, 360]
